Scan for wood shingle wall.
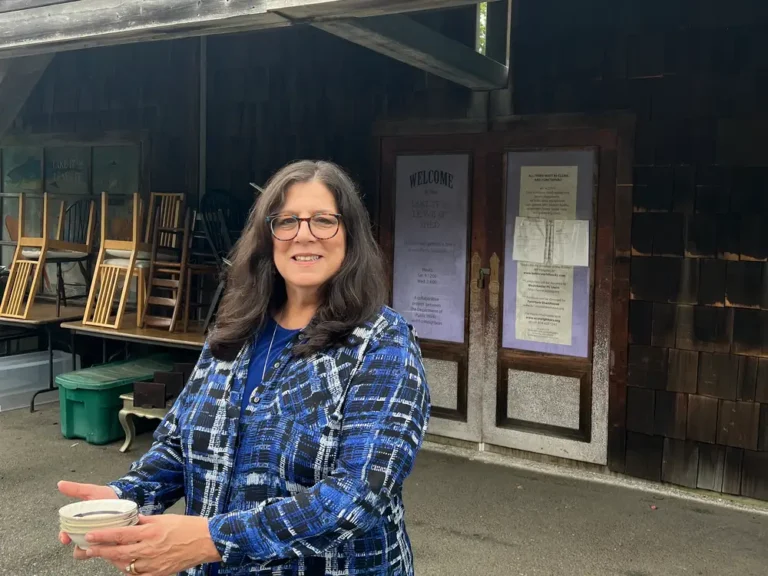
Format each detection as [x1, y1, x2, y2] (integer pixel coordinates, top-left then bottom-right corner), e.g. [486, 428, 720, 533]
[515, 0, 768, 500]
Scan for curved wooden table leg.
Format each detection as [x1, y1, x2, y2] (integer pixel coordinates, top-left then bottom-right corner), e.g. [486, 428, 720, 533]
[118, 409, 136, 453]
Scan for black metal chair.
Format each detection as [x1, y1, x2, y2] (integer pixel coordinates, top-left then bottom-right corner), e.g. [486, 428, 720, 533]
[195, 209, 233, 333]
[200, 188, 250, 240]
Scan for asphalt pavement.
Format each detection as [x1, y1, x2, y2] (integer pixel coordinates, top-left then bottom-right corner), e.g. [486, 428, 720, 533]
[1, 404, 767, 576]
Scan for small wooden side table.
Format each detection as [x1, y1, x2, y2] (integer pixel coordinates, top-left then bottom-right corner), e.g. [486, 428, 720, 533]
[118, 393, 170, 453]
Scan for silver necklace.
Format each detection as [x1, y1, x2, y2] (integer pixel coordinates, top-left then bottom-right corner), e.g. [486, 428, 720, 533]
[261, 313, 281, 382]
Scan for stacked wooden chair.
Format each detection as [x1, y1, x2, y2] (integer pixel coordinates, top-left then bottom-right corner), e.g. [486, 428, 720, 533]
[83, 192, 185, 330]
[4, 214, 52, 294]
[82, 192, 144, 329]
[0, 193, 96, 319]
[140, 201, 192, 332]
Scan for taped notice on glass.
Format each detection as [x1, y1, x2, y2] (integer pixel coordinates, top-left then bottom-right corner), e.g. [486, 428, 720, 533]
[512, 217, 589, 267]
[515, 263, 573, 345]
[520, 166, 577, 219]
[512, 217, 547, 263]
[552, 219, 589, 267]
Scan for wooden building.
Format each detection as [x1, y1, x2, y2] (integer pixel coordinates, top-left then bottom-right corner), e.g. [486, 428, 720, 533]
[1, 0, 767, 502]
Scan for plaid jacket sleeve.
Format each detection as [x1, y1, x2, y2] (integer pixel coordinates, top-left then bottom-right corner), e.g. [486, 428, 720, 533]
[107, 344, 212, 514]
[207, 319, 430, 565]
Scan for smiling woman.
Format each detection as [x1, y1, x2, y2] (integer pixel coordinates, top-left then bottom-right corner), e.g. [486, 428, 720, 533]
[267, 181, 347, 313]
[57, 160, 431, 576]
[211, 160, 388, 355]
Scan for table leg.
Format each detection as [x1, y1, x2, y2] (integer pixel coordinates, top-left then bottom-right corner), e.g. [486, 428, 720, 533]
[56, 263, 62, 317]
[30, 324, 57, 413]
[49, 324, 54, 387]
[118, 410, 136, 453]
[70, 330, 76, 370]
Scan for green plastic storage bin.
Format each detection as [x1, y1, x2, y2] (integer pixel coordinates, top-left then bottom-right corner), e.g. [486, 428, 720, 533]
[57, 355, 174, 445]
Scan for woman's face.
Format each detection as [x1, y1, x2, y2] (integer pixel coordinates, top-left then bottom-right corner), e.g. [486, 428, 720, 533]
[272, 180, 346, 296]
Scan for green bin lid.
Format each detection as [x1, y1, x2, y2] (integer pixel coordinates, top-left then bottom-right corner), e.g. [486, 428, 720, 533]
[56, 354, 176, 391]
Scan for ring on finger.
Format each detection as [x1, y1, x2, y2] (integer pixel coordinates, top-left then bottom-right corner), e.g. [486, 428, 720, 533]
[126, 561, 140, 575]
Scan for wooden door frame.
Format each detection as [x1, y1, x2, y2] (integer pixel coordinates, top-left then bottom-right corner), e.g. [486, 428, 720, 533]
[485, 130, 612, 460]
[379, 135, 485, 422]
[375, 112, 635, 471]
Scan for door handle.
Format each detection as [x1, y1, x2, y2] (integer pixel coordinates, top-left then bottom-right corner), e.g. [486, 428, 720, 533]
[471, 252, 481, 292]
[489, 253, 500, 310]
[477, 267, 490, 289]
[470, 252, 494, 291]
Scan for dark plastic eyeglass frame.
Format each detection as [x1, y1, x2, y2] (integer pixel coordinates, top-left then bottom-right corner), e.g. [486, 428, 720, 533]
[265, 213, 343, 241]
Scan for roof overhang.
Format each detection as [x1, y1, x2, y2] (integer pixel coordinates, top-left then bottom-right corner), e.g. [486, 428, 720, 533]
[0, 0, 484, 57]
[0, 0, 507, 91]
[315, 15, 507, 91]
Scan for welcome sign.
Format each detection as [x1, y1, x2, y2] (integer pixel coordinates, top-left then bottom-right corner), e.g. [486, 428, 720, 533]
[392, 154, 469, 343]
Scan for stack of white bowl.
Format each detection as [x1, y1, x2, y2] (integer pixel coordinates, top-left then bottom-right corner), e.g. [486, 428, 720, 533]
[59, 499, 139, 549]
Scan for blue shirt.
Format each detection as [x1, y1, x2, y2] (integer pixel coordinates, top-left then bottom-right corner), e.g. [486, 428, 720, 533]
[240, 317, 300, 419]
[210, 318, 299, 576]
[109, 306, 430, 576]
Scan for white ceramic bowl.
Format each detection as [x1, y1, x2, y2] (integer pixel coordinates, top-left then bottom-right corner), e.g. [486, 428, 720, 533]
[59, 499, 138, 523]
[60, 514, 138, 532]
[60, 508, 137, 525]
[62, 516, 139, 550]
[60, 499, 139, 550]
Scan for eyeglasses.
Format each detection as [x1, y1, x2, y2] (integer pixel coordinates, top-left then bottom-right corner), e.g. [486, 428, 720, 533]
[266, 213, 342, 241]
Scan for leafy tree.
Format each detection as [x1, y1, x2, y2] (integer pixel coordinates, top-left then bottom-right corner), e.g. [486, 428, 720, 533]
[477, 2, 487, 54]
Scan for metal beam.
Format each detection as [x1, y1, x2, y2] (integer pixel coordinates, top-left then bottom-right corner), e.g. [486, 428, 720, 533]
[0, 0, 494, 60]
[0, 0, 76, 15]
[271, 0, 501, 20]
[0, 54, 53, 138]
[0, 19, 292, 60]
[315, 14, 509, 91]
[0, 0, 284, 59]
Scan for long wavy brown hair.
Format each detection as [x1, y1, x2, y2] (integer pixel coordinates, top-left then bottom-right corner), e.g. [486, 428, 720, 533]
[209, 160, 386, 361]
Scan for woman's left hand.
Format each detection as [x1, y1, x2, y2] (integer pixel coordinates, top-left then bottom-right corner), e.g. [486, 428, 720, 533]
[84, 514, 222, 576]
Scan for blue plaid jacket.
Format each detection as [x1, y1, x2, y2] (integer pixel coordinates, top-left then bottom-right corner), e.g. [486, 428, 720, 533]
[109, 306, 430, 576]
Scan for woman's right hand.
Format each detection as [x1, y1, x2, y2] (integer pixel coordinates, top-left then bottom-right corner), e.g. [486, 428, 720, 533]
[57, 481, 119, 559]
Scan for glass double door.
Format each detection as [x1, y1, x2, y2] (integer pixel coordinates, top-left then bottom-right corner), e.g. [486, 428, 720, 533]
[378, 119, 627, 465]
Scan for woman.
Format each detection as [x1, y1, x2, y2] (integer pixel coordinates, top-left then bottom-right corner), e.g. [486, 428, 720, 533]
[58, 160, 431, 576]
